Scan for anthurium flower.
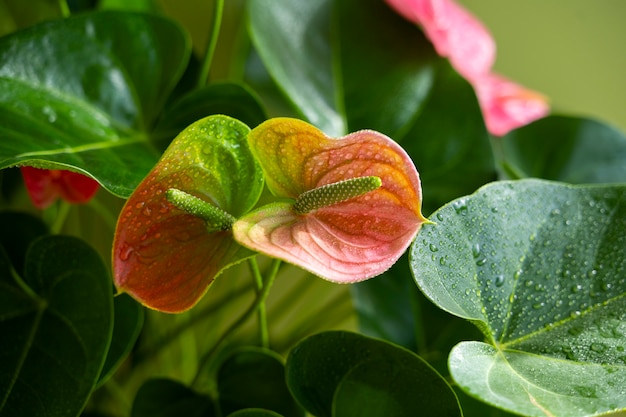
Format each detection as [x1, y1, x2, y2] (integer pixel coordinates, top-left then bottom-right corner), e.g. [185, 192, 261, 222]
[385, 0, 549, 136]
[20, 166, 99, 209]
[232, 118, 427, 283]
[473, 73, 550, 137]
[112, 115, 264, 313]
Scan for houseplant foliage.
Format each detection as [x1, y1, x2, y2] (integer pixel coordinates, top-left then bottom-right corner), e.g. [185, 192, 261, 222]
[0, 0, 625, 416]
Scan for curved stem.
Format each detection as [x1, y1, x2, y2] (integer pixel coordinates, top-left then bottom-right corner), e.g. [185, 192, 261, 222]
[196, 0, 224, 88]
[192, 258, 281, 387]
[50, 201, 71, 234]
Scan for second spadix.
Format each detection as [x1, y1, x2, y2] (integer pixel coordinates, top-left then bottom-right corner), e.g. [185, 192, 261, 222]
[233, 118, 428, 283]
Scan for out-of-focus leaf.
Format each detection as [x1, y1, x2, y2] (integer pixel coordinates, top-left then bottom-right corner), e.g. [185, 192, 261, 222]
[400, 62, 496, 215]
[96, 293, 144, 387]
[0, 0, 63, 36]
[0, 235, 113, 417]
[0, 211, 48, 273]
[0, 11, 190, 197]
[500, 115, 626, 184]
[131, 378, 215, 417]
[411, 179, 626, 416]
[226, 410, 284, 417]
[113, 115, 264, 312]
[217, 347, 303, 417]
[285, 331, 461, 417]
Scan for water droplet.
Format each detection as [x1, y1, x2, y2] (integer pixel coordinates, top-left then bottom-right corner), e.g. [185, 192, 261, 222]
[476, 258, 487, 266]
[591, 343, 607, 353]
[532, 302, 545, 309]
[452, 198, 468, 214]
[119, 245, 134, 261]
[436, 213, 444, 221]
[471, 243, 481, 258]
[571, 284, 583, 293]
[429, 243, 438, 252]
[495, 275, 505, 287]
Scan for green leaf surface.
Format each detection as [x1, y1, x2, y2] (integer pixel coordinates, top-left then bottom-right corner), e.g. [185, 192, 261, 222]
[131, 378, 215, 417]
[0, 10, 190, 197]
[217, 347, 303, 417]
[156, 82, 267, 141]
[0, 235, 113, 417]
[400, 62, 496, 215]
[285, 331, 461, 417]
[247, 0, 342, 136]
[500, 115, 626, 184]
[226, 410, 284, 417]
[410, 179, 626, 416]
[96, 293, 144, 387]
[113, 115, 264, 312]
[334, 0, 436, 139]
[0, 211, 48, 273]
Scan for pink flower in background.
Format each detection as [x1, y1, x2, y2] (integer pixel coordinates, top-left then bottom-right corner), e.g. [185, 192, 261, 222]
[21, 166, 100, 209]
[385, 0, 549, 136]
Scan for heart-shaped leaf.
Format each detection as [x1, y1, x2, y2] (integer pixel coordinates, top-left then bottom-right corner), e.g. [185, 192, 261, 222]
[113, 115, 264, 313]
[410, 179, 626, 416]
[131, 378, 215, 417]
[500, 115, 626, 184]
[217, 347, 303, 417]
[285, 330, 461, 417]
[0, 10, 190, 197]
[233, 118, 426, 283]
[0, 235, 113, 417]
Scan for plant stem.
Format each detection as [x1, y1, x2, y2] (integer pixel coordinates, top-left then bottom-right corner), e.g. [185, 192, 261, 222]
[191, 258, 281, 387]
[248, 258, 269, 348]
[196, 0, 224, 88]
[58, 0, 70, 18]
[50, 201, 71, 234]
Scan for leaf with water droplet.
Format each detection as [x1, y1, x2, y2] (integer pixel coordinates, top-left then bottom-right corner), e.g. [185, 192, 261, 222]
[233, 118, 427, 283]
[410, 179, 626, 416]
[113, 115, 264, 313]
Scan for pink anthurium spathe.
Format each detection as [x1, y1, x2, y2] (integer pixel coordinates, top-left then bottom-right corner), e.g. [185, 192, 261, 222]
[233, 118, 428, 283]
[385, 0, 550, 136]
[112, 115, 264, 313]
[20, 166, 100, 209]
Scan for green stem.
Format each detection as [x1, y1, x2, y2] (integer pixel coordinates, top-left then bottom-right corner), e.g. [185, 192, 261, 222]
[196, 0, 224, 88]
[58, 0, 70, 18]
[191, 258, 281, 387]
[50, 200, 71, 234]
[248, 258, 269, 348]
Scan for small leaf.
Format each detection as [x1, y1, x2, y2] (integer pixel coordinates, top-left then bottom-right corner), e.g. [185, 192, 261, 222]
[0, 235, 113, 417]
[285, 331, 461, 417]
[113, 115, 264, 313]
[410, 179, 626, 416]
[501, 115, 626, 184]
[131, 378, 215, 417]
[233, 118, 426, 283]
[217, 347, 303, 417]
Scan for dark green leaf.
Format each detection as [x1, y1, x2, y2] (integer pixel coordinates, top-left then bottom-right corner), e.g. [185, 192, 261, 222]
[0, 211, 48, 273]
[411, 179, 626, 416]
[0, 235, 113, 417]
[500, 115, 626, 184]
[131, 378, 215, 417]
[217, 347, 303, 417]
[157, 82, 267, 142]
[401, 62, 496, 215]
[285, 331, 460, 417]
[247, 0, 343, 136]
[227, 409, 284, 417]
[96, 293, 144, 387]
[334, 0, 436, 139]
[0, 11, 190, 197]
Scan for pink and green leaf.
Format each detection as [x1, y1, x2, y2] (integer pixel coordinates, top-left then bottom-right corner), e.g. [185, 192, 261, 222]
[233, 118, 427, 283]
[113, 115, 264, 313]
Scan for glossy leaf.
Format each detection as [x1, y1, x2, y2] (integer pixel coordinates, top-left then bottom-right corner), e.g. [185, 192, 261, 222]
[500, 115, 626, 184]
[113, 115, 264, 313]
[233, 118, 426, 283]
[334, 0, 437, 138]
[0, 11, 190, 197]
[247, 0, 342, 136]
[96, 293, 144, 387]
[0, 235, 113, 417]
[400, 62, 496, 214]
[410, 179, 626, 416]
[285, 331, 461, 417]
[217, 347, 303, 417]
[131, 378, 215, 417]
